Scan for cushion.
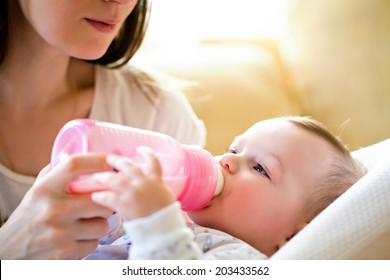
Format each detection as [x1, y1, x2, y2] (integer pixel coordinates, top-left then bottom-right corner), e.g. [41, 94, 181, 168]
[270, 139, 390, 259]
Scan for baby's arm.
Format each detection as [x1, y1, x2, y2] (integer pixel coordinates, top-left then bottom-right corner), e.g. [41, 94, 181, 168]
[91, 150, 203, 259]
[123, 202, 203, 259]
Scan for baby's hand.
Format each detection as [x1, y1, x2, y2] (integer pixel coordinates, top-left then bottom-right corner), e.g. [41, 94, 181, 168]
[91, 148, 175, 221]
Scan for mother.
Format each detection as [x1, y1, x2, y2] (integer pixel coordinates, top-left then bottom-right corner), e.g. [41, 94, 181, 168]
[0, 0, 205, 259]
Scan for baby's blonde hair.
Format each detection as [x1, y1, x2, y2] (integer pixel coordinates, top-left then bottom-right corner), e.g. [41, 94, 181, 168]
[284, 116, 366, 221]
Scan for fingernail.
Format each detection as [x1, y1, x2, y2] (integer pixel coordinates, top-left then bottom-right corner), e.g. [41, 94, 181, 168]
[137, 146, 153, 155]
[92, 172, 108, 181]
[106, 154, 120, 165]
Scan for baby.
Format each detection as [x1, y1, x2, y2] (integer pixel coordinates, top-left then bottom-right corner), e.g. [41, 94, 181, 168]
[88, 116, 365, 259]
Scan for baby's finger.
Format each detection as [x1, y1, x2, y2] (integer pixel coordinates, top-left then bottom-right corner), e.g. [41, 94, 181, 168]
[91, 191, 120, 211]
[92, 171, 130, 192]
[106, 154, 144, 178]
[137, 147, 162, 178]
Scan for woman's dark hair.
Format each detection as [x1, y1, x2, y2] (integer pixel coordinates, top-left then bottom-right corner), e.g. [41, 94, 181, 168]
[90, 0, 151, 68]
[0, 0, 151, 68]
[0, 0, 9, 65]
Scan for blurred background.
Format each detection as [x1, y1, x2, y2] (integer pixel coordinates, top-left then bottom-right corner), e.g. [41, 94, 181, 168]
[134, 0, 390, 155]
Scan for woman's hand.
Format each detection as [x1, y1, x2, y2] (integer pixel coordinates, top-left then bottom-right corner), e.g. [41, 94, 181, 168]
[0, 154, 114, 259]
[91, 149, 175, 221]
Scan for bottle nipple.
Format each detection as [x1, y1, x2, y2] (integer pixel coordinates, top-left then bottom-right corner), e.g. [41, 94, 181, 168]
[214, 167, 224, 196]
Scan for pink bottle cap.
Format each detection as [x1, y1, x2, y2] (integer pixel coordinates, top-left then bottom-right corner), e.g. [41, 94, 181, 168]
[178, 146, 222, 210]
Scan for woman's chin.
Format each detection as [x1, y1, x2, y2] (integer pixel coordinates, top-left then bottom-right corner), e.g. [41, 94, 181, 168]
[69, 46, 111, 61]
[74, 52, 106, 61]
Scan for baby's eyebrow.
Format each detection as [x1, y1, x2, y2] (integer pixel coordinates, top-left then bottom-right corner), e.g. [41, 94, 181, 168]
[263, 151, 284, 183]
[230, 135, 245, 147]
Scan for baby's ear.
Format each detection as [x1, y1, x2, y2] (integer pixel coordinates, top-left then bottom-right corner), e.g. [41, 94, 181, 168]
[277, 222, 308, 250]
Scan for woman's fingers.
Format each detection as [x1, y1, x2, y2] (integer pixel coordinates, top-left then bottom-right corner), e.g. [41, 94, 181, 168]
[74, 217, 110, 240]
[0, 154, 117, 260]
[65, 193, 114, 220]
[43, 153, 112, 193]
[36, 163, 51, 181]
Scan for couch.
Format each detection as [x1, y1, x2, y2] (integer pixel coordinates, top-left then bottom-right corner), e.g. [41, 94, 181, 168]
[142, 0, 389, 156]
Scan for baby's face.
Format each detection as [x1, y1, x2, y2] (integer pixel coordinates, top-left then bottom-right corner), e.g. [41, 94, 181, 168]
[188, 118, 335, 256]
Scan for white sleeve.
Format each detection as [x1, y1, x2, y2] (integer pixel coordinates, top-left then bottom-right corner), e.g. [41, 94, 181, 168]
[123, 203, 267, 260]
[123, 202, 202, 259]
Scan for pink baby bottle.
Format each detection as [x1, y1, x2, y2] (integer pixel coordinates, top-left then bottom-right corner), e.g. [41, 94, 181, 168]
[51, 119, 224, 211]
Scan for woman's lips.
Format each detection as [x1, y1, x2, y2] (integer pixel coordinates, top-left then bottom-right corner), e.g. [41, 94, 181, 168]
[85, 18, 118, 33]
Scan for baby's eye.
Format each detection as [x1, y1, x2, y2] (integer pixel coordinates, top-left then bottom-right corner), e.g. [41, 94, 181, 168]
[227, 148, 238, 154]
[253, 163, 270, 179]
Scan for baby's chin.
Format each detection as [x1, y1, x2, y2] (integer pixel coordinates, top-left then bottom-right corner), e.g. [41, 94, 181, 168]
[186, 209, 201, 224]
[187, 208, 219, 229]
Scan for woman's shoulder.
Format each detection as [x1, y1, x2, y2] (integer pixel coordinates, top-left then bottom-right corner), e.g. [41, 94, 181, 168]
[95, 64, 187, 104]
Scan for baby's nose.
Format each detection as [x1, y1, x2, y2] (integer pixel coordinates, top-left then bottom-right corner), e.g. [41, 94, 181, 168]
[219, 154, 240, 173]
